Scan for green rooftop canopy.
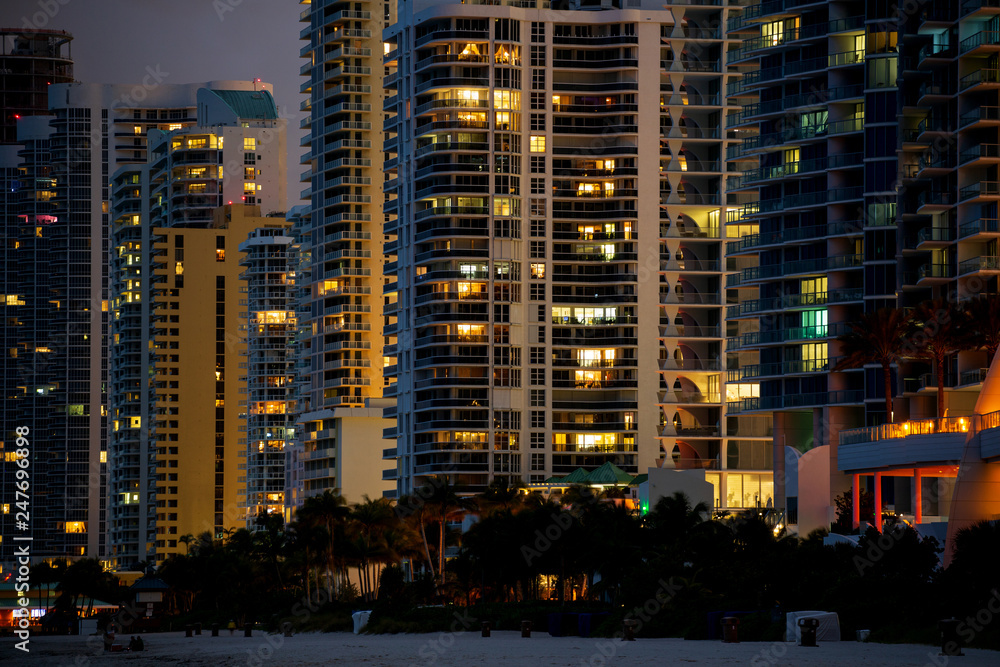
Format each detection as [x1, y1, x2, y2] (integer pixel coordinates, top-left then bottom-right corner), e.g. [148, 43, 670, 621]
[585, 462, 635, 485]
[629, 473, 648, 487]
[561, 467, 592, 484]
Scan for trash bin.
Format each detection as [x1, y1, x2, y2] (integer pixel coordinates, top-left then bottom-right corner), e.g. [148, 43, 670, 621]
[185, 625, 193, 638]
[194, 622, 202, 636]
[481, 621, 491, 638]
[939, 618, 964, 657]
[547, 613, 564, 637]
[521, 620, 532, 638]
[622, 619, 638, 641]
[721, 617, 739, 644]
[798, 617, 819, 647]
[244, 623, 253, 638]
[211, 623, 219, 637]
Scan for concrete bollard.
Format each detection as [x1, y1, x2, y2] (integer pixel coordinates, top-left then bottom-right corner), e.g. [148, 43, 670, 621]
[622, 619, 638, 641]
[211, 623, 219, 637]
[521, 620, 532, 638]
[722, 617, 740, 644]
[185, 625, 193, 638]
[194, 622, 202, 636]
[244, 623, 253, 638]
[481, 621, 491, 638]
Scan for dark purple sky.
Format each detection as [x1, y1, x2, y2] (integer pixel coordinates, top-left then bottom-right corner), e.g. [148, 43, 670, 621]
[1, 0, 306, 208]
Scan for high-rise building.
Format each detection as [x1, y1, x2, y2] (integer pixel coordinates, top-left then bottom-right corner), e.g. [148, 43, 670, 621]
[726, 0, 1000, 533]
[382, 0, 769, 504]
[835, 1, 1000, 533]
[1, 80, 247, 568]
[0, 29, 73, 144]
[107, 84, 285, 567]
[240, 222, 296, 522]
[295, 0, 395, 502]
[724, 1, 874, 530]
[0, 29, 74, 572]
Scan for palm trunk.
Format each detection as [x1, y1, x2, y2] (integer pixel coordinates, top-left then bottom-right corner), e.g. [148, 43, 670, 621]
[419, 520, 436, 579]
[883, 363, 893, 423]
[438, 515, 446, 586]
[936, 351, 946, 423]
[305, 548, 311, 601]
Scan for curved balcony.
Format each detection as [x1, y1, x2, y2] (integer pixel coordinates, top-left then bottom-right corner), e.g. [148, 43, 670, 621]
[414, 53, 489, 72]
[414, 28, 491, 49]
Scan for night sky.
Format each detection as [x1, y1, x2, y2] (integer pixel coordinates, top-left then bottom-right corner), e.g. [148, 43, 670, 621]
[1, 0, 306, 208]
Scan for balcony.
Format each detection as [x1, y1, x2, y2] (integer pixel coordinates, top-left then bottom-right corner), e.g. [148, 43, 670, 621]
[728, 390, 864, 414]
[958, 255, 1000, 276]
[959, 180, 1000, 202]
[960, 68, 1000, 91]
[959, 218, 999, 239]
[959, 143, 1000, 166]
[917, 263, 953, 282]
[960, 30, 1000, 54]
[838, 416, 972, 473]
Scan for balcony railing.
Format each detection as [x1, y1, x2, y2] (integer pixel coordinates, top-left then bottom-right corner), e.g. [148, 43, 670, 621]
[959, 255, 1000, 275]
[959, 218, 999, 238]
[960, 30, 1000, 53]
[960, 68, 1000, 90]
[840, 415, 972, 446]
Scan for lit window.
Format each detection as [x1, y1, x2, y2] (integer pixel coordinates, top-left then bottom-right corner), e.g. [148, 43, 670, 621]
[493, 197, 512, 216]
[100, 451, 107, 463]
[256, 311, 288, 324]
[133, 125, 142, 135]
[530, 263, 546, 279]
[216, 249, 226, 261]
[65, 521, 87, 534]
[244, 137, 256, 151]
[529, 135, 546, 153]
[130, 417, 141, 429]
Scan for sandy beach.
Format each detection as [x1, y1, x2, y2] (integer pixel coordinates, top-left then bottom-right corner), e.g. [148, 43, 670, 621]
[3, 631, 995, 666]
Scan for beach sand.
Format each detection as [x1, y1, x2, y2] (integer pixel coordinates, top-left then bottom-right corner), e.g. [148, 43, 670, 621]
[5, 630, 993, 666]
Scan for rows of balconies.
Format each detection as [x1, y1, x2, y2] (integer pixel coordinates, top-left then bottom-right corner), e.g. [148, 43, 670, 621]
[726, 289, 864, 318]
[727, 389, 864, 414]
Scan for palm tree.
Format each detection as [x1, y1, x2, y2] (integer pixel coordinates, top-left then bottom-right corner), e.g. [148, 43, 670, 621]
[297, 491, 351, 598]
[964, 293, 1000, 367]
[349, 495, 396, 600]
[477, 477, 526, 516]
[833, 307, 911, 423]
[397, 489, 437, 580]
[287, 515, 329, 602]
[907, 299, 973, 422]
[425, 478, 477, 587]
